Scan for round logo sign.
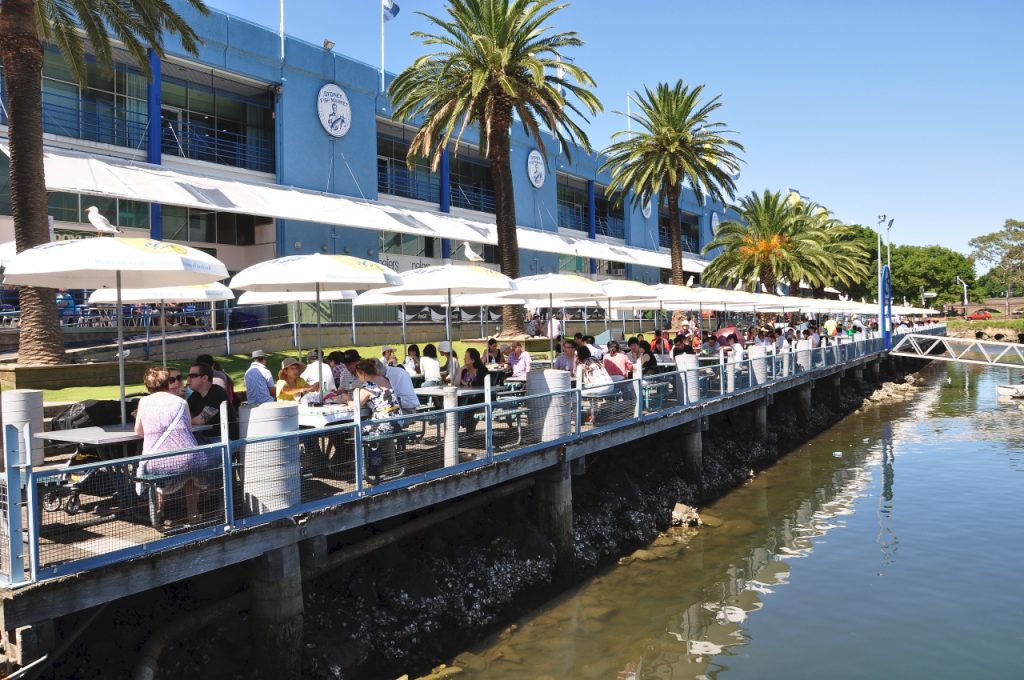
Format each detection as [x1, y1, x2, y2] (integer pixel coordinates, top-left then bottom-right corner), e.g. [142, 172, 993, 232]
[527, 149, 546, 188]
[641, 198, 652, 219]
[711, 212, 720, 234]
[317, 84, 351, 138]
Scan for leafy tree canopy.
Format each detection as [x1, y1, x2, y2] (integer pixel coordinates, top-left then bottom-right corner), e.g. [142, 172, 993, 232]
[888, 244, 975, 307]
[968, 219, 1024, 299]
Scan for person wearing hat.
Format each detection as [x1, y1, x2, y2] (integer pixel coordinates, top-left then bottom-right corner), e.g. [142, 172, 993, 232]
[276, 357, 316, 401]
[438, 340, 459, 382]
[381, 345, 398, 367]
[301, 350, 336, 393]
[243, 349, 276, 405]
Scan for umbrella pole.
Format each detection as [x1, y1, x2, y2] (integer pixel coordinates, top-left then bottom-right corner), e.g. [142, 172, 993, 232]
[548, 293, 554, 359]
[144, 306, 151, 360]
[161, 300, 167, 367]
[224, 300, 232, 356]
[446, 288, 452, 345]
[316, 284, 324, 394]
[116, 272, 126, 426]
[401, 304, 407, 351]
[350, 300, 357, 345]
[606, 296, 611, 333]
[293, 301, 299, 355]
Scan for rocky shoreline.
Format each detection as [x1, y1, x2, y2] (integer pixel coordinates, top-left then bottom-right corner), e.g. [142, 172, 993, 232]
[52, 361, 928, 680]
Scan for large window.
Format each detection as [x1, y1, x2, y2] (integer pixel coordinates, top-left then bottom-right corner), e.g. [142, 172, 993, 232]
[595, 188, 624, 239]
[557, 175, 588, 232]
[380, 232, 439, 258]
[160, 76, 274, 172]
[658, 209, 700, 252]
[376, 133, 441, 204]
[450, 155, 494, 213]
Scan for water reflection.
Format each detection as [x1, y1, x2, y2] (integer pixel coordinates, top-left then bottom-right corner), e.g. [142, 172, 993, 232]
[458, 410, 894, 679]
[876, 421, 898, 574]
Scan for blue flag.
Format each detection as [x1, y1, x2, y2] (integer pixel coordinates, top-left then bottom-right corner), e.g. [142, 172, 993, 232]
[383, 0, 401, 22]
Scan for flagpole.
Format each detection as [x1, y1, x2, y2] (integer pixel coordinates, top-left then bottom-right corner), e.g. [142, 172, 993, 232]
[279, 0, 285, 61]
[380, 0, 386, 92]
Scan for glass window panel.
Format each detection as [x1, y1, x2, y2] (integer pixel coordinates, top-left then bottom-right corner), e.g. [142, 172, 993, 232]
[162, 80, 187, 109]
[0, 153, 10, 216]
[117, 200, 150, 229]
[81, 196, 117, 226]
[401, 233, 420, 256]
[216, 212, 236, 245]
[43, 50, 75, 84]
[163, 206, 189, 241]
[188, 210, 216, 243]
[188, 87, 215, 116]
[215, 94, 244, 123]
[235, 214, 255, 246]
[46, 192, 79, 223]
[381, 231, 401, 254]
[85, 61, 114, 93]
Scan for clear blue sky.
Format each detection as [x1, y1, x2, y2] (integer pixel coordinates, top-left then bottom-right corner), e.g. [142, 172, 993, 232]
[209, 0, 1022, 257]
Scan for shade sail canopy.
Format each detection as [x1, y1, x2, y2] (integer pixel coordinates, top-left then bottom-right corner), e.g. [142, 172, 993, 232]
[516, 228, 708, 273]
[354, 288, 525, 307]
[504, 273, 604, 301]
[229, 254, 401, 292]
[88, 282, 234, 305]
[236, 289, 356, 305]
[2, 238, 229, 288]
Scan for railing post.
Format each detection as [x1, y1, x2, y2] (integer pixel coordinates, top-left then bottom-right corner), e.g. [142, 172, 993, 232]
[219, 401, 234, 527]
[633, 362, 643, 418]
[484, 374, 494, 460]
[443, 387, 460, 467]
[4, 424, 25, 586]
[353, 389, 364, 491]
[23, 424, 39, 584]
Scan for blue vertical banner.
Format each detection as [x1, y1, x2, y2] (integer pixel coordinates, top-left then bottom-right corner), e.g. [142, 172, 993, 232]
[880, 264, 892, 349]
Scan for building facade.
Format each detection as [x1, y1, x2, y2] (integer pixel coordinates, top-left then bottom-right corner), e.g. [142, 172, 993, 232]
[0, 2, 726, 284]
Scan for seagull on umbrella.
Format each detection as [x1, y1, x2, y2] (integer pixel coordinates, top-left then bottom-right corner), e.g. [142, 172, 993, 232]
[461, 241, 484, 262]
[85, 206, 122, 237]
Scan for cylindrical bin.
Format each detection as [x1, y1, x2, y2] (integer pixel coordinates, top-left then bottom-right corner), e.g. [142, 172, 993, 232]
[526, 369, 571, 443]
[675, 354, 700, 404]
[2, 389, 45, 467]
[239, 402, 300, 515]
[748, 345, 768, 386]
[796, 339, 811, 372]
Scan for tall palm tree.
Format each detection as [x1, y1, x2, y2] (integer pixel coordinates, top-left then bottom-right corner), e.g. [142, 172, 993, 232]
[600, 80, 743, 285]
[803, 207, 872, 295]
[702, 189, 830, 294]
[0, 0, 207, 364]
[389, 0, 601, 336]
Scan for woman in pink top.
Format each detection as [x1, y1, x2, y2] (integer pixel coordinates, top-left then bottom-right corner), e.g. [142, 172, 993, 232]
[602, 341, 634, 380]
[134, 366, 208, 523]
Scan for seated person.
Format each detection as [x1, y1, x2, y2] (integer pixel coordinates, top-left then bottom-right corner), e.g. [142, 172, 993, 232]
[576, 344, 617, 398]
[438, 341, 460, 382]
[484, 338, 504, 365]
[602, 341, 634, 381]
[553, 340, 577, 372]
[186, 363, 237, 438]
[507, 341, 532, 380]
[383, 359, 420, 415]
[276, 357, 316, 401]
[420, 344, 442, 387]
[301, 350, 336, 393]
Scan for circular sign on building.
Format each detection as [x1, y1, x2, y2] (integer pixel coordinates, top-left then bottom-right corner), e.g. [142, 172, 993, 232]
[711, 211, 720, 234]
[641, 197, 652, 219]
[526, 149, 546, 188]
[317, 84, 352, 138]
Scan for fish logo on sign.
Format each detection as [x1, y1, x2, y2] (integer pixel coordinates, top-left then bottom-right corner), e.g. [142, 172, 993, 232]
[317, 84, 352, 138]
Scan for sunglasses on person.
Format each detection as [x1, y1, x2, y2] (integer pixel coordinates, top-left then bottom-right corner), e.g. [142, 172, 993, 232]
[187, 373, 203, 379]
[168, 375, 182, 384]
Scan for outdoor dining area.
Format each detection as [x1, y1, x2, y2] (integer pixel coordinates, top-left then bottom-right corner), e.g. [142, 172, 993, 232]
[0, 237, 942, 582]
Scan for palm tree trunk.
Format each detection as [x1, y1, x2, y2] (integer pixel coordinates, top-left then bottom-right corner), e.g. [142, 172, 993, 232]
[760, 269, 777, 298]
[487, 107, 525, 338]
[0, 0, 67, 365]
[666, 184, 684, 285]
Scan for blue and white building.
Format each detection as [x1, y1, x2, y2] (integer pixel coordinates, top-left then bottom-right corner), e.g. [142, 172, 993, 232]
[0, 2, 723, 284]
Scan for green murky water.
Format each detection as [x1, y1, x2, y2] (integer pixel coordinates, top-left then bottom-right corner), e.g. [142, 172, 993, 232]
[457, 363, 1024, 679]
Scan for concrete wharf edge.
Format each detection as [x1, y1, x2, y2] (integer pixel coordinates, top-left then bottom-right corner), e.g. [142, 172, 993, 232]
[0, 350, 889, 632]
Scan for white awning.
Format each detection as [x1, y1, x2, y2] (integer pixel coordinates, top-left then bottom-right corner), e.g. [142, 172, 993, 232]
[2, 143, 709, 274]
[0, 143, 495, 244]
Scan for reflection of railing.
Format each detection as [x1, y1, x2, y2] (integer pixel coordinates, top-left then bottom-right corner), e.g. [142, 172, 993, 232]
[595, 215, 625, 239]
[451, 182, 495, 213]
[659, 230, 699, 253]
[161, 118, 273, 173]
[0, 324, 946, 585]
[36, 90, 149, 150]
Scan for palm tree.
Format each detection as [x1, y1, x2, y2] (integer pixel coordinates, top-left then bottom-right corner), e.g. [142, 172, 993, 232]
[701, 190, 830, 294]
[600, 80, 743, 285]
[389, 0, 601, 336]
[0, 0, 207, 364]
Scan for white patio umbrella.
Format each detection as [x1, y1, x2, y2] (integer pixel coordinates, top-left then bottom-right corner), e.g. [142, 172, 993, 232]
[236, 288, 356, 359]
[3, 238, 229, 424]
[88, 283, 234, 366]
[0, 241, 16, 268]
[372, 264, 517, 343]
[501, 274, 604, 355]
[230, 254, 401, 390]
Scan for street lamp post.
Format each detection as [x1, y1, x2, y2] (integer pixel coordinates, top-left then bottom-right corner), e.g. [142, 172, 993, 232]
[876, 214, 886, 304]
[955, 276, 969, 313]
[885, 218, 894, 270]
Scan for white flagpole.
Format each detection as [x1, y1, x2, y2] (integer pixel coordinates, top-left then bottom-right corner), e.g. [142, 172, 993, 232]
[626, 91, 632, 137]
[380, 1, 386, 92]
[279, 0, 285, 61]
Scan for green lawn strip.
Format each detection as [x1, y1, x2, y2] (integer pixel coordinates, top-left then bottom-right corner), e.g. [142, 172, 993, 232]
[947, 319, 1024, 331]
[41, 339, 554, 404]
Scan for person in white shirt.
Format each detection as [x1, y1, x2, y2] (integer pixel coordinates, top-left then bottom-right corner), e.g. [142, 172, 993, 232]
[420, 344, 443, 386]
[301, 351, 336, 393]
[438, 341, 459, 381]
[507, 341, 532, 379]
[546, 314, 562, 340]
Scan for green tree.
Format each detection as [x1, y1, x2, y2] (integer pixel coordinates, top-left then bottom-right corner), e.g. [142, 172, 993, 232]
[969, 219, 1024, 315]
[837, 223, 882, 302]
[600, 80, 743, 284]
[797, 203, 871, 297]
[389, 0, 601, 336]
[0, 0, 208, 364]
[888, 244, 975, 308]
[701, 190, 829, 294]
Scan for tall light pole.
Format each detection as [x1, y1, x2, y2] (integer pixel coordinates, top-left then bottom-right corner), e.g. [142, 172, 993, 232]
[876, 214, 886, 304]
[885, 218, 894, 270]
[955, 276, 969, 312]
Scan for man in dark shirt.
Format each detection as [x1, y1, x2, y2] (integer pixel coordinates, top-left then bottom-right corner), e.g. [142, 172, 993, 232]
[187, 363, 237, 438]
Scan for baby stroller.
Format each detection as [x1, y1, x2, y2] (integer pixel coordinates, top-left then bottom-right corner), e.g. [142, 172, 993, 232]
[41, 399, 140, 516]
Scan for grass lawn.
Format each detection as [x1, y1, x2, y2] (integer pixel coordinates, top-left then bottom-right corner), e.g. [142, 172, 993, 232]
[947, 319, 1024, 331]
[41, 340, 551, 404]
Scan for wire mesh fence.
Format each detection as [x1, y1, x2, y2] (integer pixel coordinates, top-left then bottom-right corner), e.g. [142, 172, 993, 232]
[0, 478, 10, 581]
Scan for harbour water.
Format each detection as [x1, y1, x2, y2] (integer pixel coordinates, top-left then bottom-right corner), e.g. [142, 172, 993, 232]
[453, 362, 1024, 679]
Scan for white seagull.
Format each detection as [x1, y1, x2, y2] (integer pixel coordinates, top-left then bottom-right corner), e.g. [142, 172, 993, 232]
[461, 241, 484, 262]
[85, 206, 122, 237]
[685, 275, 695, 287]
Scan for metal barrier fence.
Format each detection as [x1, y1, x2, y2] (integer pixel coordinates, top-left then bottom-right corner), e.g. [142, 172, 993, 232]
[0, 325, 946, 586]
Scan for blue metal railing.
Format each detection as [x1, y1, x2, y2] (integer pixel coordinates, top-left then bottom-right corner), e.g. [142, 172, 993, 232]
[377, 164, 441, 204]
[38, 91, 149, 150]
[161, 118, 274, 173]
[596, 215, 625, 239]
[0, 325, 947, 586]
[558, 204, 587, 232]
[450, 182, 495, 213]
[659, 230, 699, 253]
